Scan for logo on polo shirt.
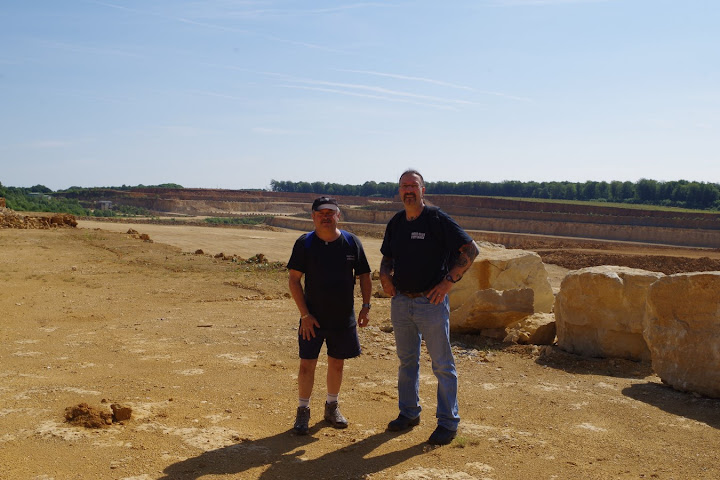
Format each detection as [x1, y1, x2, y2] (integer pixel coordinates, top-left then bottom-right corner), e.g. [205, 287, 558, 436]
[411, 232, 425, 240]
[346, 255, 356, 261]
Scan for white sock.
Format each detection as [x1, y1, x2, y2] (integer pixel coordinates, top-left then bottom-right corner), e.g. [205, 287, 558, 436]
[326, 393, 339, 404]
[299, 397, 310, 408]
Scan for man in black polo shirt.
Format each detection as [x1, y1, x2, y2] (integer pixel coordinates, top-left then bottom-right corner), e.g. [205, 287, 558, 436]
[380, 170, 479, 446]
[288, 196, 372, 435]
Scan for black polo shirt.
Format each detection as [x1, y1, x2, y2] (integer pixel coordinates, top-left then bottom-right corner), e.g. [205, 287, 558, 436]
[381, 206, 472, 293]
[288, 231, 370, 329]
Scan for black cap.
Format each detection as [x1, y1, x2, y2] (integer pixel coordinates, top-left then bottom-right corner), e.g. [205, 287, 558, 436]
[311, 196, 339, 211]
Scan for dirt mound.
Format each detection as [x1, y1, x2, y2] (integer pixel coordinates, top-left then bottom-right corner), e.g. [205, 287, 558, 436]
[0, 207, 77, 229]
[64, 402, 133, 429]
[64, 403, 114, 429]
[538, 251, 720, 275]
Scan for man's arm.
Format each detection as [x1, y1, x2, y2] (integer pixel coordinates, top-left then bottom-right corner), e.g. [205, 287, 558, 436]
[288, 269, 319, 339]
[446, 240, 480, 283]
[379, 255, 396, 297]
[357, 272, 372, 327]
[426, 240, 480, 305]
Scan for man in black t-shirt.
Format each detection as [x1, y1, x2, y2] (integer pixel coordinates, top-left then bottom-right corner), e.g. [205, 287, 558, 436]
[288, 196, 372, 435]
[380, 170, 479, 446]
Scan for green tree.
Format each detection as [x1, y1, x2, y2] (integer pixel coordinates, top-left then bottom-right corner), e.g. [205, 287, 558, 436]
[636, 179, 659, 203]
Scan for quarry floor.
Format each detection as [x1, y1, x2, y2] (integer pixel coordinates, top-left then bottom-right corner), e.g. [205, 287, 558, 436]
[1, 221, 719, 480]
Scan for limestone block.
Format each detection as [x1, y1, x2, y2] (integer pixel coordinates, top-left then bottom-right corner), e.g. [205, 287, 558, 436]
[451, 288, 534, 332]
[555, 266, 664, 361]
[644, 272, 720, 398]
[504, 313, 557, 345]
[449, 246, 554, 334]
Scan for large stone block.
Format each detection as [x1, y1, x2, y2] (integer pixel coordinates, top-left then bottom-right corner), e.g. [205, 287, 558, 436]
[644, 272, 720, 398]
[450, 288, 534, 333]
[555, 265, 663, 361]
[449, 245, 554, 334]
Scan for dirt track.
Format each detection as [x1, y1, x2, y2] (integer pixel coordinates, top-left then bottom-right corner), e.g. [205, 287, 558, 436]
[1, 222, 720, 480]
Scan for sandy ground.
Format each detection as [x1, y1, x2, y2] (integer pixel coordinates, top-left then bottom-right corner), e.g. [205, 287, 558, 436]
[1, 222, 720, 480]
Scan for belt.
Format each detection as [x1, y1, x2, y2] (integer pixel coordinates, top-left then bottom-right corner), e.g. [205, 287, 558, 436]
[399, 291, 428, 299]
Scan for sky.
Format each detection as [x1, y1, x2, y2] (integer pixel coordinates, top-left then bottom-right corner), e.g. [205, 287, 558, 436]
[1, 0, 718, 191]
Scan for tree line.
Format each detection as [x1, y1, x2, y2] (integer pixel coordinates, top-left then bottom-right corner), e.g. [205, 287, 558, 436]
[0, 183, 150, 217]
[270, 178, 720, 211]
[3, 179, 720, 213]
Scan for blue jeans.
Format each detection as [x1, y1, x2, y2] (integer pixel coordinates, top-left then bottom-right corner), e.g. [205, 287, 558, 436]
[391, 294, 459, 431]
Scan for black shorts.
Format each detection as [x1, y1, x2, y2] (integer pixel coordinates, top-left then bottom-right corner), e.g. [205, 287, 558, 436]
[299, 325, 362, 360]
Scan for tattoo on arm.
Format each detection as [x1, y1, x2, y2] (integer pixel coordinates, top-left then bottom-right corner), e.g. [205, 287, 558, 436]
[451, 242, 480, 275]
[380, 256, 394, 276]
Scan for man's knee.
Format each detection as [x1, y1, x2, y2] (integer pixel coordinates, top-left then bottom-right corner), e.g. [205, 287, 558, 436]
[327, 356, 345, 372]
[299, 359, 318, 376]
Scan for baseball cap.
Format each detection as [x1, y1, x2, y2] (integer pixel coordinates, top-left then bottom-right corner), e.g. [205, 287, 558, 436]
[311, 196, 339, 212]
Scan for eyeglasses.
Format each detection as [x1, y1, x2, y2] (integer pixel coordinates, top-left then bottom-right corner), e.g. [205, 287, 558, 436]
[314, 210, 337, 217]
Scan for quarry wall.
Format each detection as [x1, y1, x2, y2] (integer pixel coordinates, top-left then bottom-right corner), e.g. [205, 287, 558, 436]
[66, 189, 720, 249]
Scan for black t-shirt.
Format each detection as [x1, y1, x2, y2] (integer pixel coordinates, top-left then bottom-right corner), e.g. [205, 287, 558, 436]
[380, 206, 472, 293]
[287, 231, 371, 329]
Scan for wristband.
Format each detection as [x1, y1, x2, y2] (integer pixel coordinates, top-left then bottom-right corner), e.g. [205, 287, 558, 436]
[362, 303, 371, 310]
[300, 313, 310, 320]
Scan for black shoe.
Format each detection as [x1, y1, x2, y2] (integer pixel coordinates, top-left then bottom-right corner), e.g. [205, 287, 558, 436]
[324, 401, 348, 429]
[427, 425, 457, 445]
[293, 406, 310, 435]
[387, 414, 420, 432]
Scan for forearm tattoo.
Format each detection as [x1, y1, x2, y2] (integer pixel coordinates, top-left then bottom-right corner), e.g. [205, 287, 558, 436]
[452, 242, 480, 273]
[380, 256, 394, 276]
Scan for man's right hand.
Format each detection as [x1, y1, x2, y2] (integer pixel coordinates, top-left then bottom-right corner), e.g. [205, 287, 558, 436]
[299, 314, 320, 340]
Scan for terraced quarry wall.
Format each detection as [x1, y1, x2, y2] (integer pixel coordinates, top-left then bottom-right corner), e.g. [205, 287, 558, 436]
[65, 189, 720, 248]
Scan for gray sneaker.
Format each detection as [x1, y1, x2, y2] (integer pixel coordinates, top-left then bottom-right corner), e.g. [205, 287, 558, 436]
[293, 406, 310, 435]
[324, 401, 348, 429]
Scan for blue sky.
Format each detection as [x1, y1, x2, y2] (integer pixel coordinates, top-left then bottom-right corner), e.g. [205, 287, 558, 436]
[1, 0, 718, 191]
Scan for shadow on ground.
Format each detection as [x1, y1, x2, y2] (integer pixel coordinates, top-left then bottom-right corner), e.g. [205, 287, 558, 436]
[159, 423, 427, 480]
[622, 382, 720, 430]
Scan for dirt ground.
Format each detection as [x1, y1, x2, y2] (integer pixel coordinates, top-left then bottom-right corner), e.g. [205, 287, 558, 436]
[2, 221, 720, 480]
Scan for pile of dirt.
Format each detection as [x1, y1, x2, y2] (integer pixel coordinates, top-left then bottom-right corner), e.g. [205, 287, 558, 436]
[64, 403, 114, 429]
[0, 207, 77, 229]
[538, 250, 720, 275]
[126, 228, 152, 241]
[64, 402, 133, 429]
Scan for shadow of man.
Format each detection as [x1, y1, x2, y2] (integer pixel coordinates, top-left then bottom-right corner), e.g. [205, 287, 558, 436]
[159, 422, 426, 479]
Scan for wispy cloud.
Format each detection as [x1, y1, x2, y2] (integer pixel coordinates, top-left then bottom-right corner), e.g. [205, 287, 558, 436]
[486, 0, 610, 5]
[85, 0, 347, 53]
[251, 126, 307, 135]
[201, 64, 484, 109]
[340, 69, 532, 102]
[189, 90, 249, 102]
[37, 39, 145, 58]
[288, 78, 478, 106]
[22, 139, 78, 149]
[154, 125, 219, 136]
[177, 2, 397, 19]
[281, 85, 461, 111]
[340, 69, 475, 91]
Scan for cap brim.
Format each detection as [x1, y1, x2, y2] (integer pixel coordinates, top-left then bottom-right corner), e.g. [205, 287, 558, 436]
[314, 203, 339, 211]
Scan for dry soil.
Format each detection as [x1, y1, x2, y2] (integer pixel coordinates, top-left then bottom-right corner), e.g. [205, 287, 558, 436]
[1, 221, 719, 480]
